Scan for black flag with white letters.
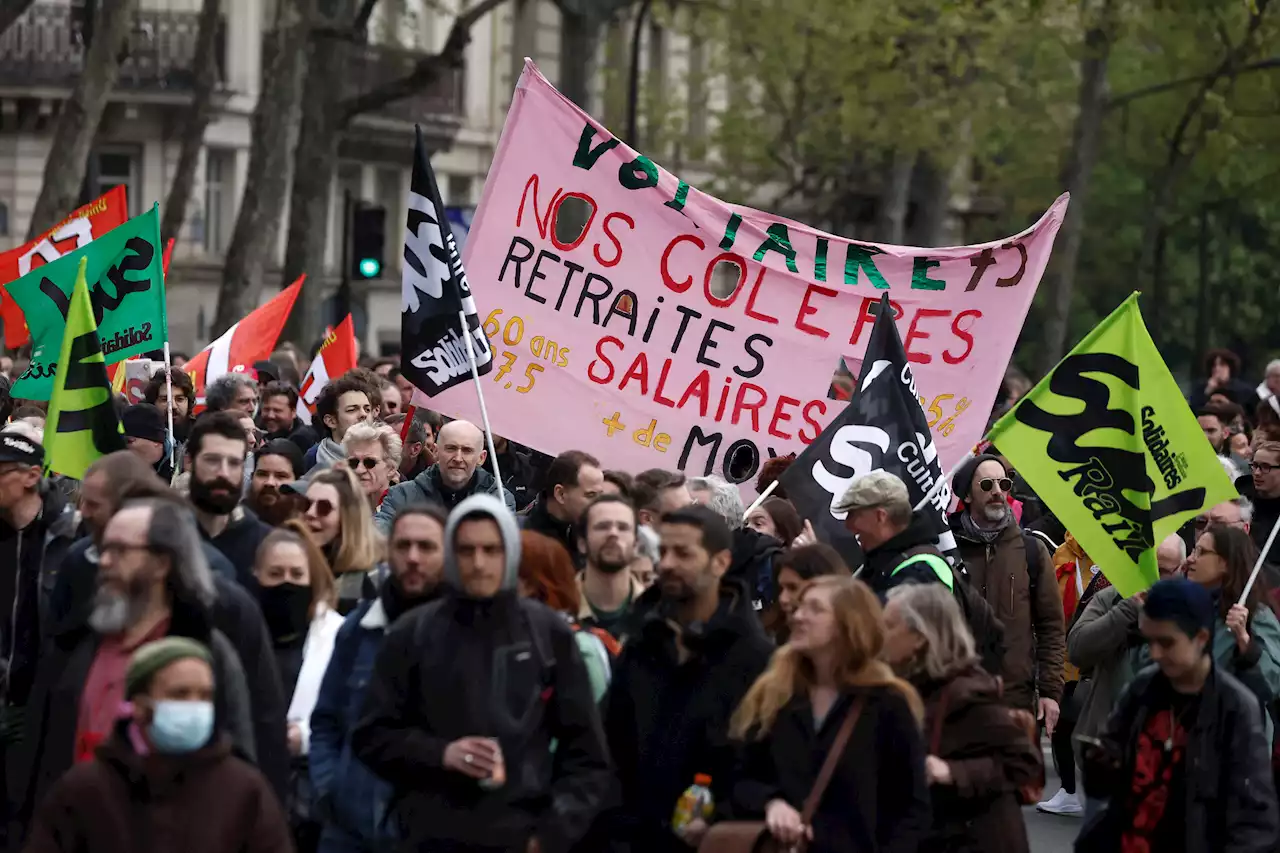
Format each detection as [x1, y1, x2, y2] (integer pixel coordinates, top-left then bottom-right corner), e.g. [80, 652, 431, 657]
[780, 293, 956, 569]
[401, 124, 492, 397]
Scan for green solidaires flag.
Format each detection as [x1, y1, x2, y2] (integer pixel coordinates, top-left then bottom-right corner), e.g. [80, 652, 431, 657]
[5, 204, 166, 400]
[987, 293, 1236, 597]
[44, 257, 126, 480]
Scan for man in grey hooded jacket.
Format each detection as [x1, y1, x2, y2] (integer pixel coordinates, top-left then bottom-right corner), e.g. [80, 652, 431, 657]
[352, 494, 611, 853]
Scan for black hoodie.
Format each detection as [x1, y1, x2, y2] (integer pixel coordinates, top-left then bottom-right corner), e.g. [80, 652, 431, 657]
[603, 577, 774, 853]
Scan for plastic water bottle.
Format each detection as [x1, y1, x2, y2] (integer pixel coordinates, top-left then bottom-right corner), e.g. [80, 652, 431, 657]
[671, 774, 714, 833]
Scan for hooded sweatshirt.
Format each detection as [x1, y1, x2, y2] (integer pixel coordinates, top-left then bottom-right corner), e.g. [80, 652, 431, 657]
[352, 494, 609, 853]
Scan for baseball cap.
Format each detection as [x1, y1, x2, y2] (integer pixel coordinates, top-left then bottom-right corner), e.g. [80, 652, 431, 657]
[0, 429, 43, 467]
[121, 403, 167, 444]
[833, 470, 909, 515]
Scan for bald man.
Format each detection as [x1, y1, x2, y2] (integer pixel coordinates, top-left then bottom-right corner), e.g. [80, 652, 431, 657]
[375, 419, 515, 532]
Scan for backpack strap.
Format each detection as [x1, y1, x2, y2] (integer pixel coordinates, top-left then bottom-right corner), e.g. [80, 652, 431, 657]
[893, 553, 954, 591]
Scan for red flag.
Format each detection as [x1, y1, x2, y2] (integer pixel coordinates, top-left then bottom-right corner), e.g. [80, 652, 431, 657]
[187, 277, 304, 408]
[0, 186, 129, 348]
[297, 314, 358, 423]
[161, 238, 175, 277]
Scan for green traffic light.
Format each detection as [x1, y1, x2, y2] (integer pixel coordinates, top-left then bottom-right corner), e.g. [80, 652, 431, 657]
[358, 258, 381, 278]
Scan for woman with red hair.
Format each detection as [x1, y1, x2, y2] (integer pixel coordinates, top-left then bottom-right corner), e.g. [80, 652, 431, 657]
[517, 531, 616, 701]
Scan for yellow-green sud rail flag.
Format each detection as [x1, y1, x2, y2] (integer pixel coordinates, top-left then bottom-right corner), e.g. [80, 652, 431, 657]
[5, 204, 166, 400]
[987, 293, 1235, 597]
[44, 257, 126, 480]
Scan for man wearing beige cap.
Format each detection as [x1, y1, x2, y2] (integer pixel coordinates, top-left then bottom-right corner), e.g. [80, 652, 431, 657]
[839, 470, 1006, 674]
[837, 470, 953, 595]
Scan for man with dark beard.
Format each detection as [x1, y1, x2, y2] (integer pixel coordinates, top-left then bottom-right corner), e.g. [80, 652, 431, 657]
[248, 439, 304, 527]
[949, 453, 1065, 728]
[8, 499, 259, 844]
[311, 504, 447, 851]
[575, 495, 644, 644]
[352, 495, 610, 853]
[188, 412, 272, 588]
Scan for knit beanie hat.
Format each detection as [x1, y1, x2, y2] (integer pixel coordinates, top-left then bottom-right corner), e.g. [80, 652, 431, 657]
[951, 453, 1006, 505]
[125, 637, 214, 698]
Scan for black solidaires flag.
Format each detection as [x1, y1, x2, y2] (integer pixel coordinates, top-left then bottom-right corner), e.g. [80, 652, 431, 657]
[781, 293, 956, 569]
[401, 124, 493, 397]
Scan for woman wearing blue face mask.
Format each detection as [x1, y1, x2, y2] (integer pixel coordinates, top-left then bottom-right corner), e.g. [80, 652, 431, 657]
[22, 637, 293, 853]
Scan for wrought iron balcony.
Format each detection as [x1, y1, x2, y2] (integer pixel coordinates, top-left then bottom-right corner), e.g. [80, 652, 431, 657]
[0, 3, 221, 95]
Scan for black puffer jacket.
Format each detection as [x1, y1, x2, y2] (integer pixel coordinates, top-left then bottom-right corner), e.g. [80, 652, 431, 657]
[1078, 664, 1278, 853]
[603, 578, 774, 853]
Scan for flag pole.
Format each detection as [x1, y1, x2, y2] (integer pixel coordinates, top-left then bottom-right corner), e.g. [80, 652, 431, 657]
[743, 480, 779, 520]
[162, 341, 175, 469]
[1239, 515, 1280, 605]
[913, 448, 977, 513]
[457, 309, 504, 503]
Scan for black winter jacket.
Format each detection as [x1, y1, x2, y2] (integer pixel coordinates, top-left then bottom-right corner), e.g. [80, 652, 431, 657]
[1237, 474, 1280, 583]
[603, 578, 773, 852]
[494, 444, 539, 512]
[0, 485, 77, 709]
[351, 592, 610, 853]
[199, 507, 272, 589]
[1078, 663, 1278, 853]
[860, 513, 950, 595]
[520, 498, 576, 560]
[732, 687, 932, 853]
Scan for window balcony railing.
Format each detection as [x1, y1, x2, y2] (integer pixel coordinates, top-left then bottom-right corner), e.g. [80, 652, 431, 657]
[0, 3, 221, 94]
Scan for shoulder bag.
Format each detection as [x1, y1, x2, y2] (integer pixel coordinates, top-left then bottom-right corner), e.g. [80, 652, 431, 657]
[698, 694, 866, 853]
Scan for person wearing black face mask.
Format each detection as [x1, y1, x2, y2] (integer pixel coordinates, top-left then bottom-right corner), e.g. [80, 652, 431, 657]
[310, 504, 449, 851]
[252, 523, 343, 852]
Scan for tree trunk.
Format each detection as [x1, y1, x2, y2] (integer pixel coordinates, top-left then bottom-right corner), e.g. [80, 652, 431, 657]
[1038, 2, 1114, 376]
[1148, 220, 1168, 343]
[26, 0, 137, 239]
[159, 0, 221, 247]
[911, 153, 950, 247]
[214, 0, 312, 335]
[1193, 206, 1211, 361]
[875, 149, 915, 244]
[278, 34, 347, 348]
[558, 8, 597, 109]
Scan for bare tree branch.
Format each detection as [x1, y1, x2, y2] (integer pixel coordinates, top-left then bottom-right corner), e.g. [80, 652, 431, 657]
[0, 0, 35, 39]
[339, 0, 509, 121]
[1106, 56, 1280, 111]
[351, 0, 379, 33]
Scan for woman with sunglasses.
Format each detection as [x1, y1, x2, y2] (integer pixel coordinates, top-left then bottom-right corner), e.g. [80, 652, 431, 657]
[1180, 524, 1280, 712]
[341, 422, 402, 513]
[303, 467, 384, 614]
[253, 521, 344, 851]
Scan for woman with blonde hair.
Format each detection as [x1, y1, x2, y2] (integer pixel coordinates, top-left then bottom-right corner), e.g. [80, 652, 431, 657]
[301, 466, 384, 613]
[729, 576, 930, 853]
[883, 583, 1042, 853]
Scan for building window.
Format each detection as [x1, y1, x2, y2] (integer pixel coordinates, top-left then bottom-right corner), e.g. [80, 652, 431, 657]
[204, 148, 234, 254]
[447, 174, 472, 207]
[91, 148, 140, 215]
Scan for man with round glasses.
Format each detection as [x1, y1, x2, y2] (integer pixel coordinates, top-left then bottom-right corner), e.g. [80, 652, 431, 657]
[950, 453, 1066, 729]
[1237, 440, 1280, 574]
[188, 412, 272, 588]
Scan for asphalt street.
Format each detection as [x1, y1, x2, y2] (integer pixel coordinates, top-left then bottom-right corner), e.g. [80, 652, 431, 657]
[1024, 744, 1082, 853]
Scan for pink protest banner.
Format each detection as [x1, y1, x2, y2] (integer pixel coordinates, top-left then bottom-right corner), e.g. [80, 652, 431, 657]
[426, 60, 1069, 486]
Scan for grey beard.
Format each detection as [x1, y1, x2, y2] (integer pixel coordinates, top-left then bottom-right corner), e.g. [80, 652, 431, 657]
[980, 501, 1011, 525]
[88, 589, 149, 635]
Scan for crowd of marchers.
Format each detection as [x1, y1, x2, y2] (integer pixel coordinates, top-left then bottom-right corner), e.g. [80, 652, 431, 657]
[0, 346, 1275, 853]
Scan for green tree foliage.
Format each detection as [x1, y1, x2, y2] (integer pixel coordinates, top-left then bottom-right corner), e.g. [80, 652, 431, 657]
[687, 0, 1280, 380]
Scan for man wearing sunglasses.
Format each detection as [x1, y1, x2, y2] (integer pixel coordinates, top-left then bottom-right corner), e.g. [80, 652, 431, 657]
[1236, 441, 1280, 579]
[950, 453, 1066, 733]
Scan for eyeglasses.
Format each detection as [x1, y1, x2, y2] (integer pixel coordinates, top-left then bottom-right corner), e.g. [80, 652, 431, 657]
[1251, 461, 1278, 474]
[347, 456, 382, 471]
[978, 477, 1013, 494]
[306, 498, 335, 518]
[99, 541, 156, 560]
[1192, 545, 1218, 559]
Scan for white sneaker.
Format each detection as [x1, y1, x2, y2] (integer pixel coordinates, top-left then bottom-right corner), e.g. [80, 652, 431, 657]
[1038, 790, 1083, 816]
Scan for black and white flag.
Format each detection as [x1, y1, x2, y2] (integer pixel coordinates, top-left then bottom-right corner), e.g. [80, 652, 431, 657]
[401, 124, 493, 397]
[781, 293, 956, 567]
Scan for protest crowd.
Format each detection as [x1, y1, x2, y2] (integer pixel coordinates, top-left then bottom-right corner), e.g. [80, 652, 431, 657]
[1, 64, 1280, 853]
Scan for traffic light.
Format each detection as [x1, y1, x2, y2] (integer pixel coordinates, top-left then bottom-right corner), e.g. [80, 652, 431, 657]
[350, 204, 386, 280]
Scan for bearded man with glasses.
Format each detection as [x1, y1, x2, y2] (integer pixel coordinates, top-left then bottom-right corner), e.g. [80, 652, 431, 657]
[949, 453, 1066, 727]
